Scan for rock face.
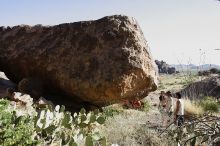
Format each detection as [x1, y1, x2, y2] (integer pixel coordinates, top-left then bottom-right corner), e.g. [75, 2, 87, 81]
[0, 15, 158, 105]
[18, 77, 43, 99]
[155, 60, 176, 74]
[180, 76, 220, 100]
[0, 71, 16, 97]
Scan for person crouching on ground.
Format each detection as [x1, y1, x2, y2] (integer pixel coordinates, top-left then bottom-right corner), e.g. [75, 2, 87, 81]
[158, 91, 167, 127]
[174, 92, 184, 126]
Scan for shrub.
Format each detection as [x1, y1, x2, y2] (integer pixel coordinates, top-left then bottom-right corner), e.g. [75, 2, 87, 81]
[102, 106, 122, 119]
[0, 99, 106, 146]
[34, 106, 106, 145]
[0, 99, 39, 146]
[199, 96, 218, 112]
[166, 114, 220, 146]
[210, 68, 220, 74]
[198, 70, 210, 76]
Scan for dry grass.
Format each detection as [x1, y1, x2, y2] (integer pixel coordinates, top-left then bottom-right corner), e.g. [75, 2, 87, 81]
[184, 99, 204, 117]
[97, 98, 208, 145]
[158, 74, 201, 93]
[99, 109, 171, 146]
[97, 74, 218, 146]
[184, 97, 220, 117]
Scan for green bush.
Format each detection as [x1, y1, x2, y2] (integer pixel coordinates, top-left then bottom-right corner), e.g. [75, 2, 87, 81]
[0, 99, 106, 146]
[166, 114, 220, 146]
[102, 107, 121, 119]
[34, 106, 106, 145]
[210, 68, 220, 74]
[0, 99, 39, 146]
[199, 97, 219, 112]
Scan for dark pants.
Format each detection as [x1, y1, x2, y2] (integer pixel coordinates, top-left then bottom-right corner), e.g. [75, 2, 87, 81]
[176, 115, 184, 126]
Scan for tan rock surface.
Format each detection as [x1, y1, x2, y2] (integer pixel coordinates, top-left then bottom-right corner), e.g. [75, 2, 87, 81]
[0, 15, 158, 105]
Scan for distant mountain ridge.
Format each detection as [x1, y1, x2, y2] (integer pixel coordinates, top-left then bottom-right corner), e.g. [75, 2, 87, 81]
[170, 64, 220, 71]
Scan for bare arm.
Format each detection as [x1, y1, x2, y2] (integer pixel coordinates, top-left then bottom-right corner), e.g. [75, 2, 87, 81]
[174, 100, 180, 122]
[174, 100, 180, 116]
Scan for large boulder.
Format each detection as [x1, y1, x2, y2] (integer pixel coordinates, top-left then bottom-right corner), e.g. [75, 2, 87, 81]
[0, 15, 158, 105]
[18, 77, 43, 99]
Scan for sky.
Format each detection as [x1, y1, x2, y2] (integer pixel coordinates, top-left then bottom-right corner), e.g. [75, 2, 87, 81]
[1, 0, 220, 65]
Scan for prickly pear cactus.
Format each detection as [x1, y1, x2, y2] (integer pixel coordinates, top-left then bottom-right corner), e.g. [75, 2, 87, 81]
[35, 106, 106, 145]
